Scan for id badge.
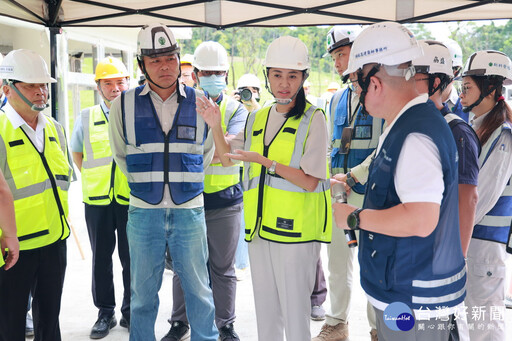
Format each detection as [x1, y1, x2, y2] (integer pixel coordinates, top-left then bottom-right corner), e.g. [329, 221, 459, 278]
[338, 127, 353, 154]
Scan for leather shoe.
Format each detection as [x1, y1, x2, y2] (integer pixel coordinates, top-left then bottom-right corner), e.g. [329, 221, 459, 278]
[120, 316, 130, 330]
[90, 315, 117, 339]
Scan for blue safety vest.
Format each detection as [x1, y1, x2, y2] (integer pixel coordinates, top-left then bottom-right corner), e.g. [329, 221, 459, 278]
[360, 100, 466, 311]
[330, 87, 381, 194]
[121, 85, 208, 205]
[473, 122, 512, 243]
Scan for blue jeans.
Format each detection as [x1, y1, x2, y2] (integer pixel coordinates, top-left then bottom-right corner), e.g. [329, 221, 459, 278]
[127, 206, 217, 341]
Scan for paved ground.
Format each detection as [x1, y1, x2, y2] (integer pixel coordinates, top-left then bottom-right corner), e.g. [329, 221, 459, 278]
[26, 176, 511, 340]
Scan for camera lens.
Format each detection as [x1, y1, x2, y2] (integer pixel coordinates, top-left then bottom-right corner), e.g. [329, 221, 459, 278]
[240, 88, 252, 101]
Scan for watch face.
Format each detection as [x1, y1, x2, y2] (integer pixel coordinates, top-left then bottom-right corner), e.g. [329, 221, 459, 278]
[347, 212, 357, 229]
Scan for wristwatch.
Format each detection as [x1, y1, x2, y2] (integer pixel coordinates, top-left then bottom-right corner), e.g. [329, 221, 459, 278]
[347, 208, 363, 230]
[268, 160, 277, 175]
[346, 172, 357, 188]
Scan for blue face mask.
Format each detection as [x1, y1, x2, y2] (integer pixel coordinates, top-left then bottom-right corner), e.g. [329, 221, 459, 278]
[199, 75, 226, 97]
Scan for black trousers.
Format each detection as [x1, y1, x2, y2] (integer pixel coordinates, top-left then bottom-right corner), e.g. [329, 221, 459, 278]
[85, 201, 130, 319]
[0, 240, 67, 341]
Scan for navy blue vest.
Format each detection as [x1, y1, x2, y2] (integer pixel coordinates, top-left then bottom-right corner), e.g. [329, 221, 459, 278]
[330, 87, 380, 194]
[360, 100, 466, 311]
[452, 97, 468, 123]
[122, 86, 207, 205]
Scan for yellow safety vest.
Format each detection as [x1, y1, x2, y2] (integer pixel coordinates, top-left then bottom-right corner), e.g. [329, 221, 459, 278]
[80, 105, 130, 205]
[0, 112, 72, 250]
[203, 97, 242, 194]
[242, 104, 332, 243]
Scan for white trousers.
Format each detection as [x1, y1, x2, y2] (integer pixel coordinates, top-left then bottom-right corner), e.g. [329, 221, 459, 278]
[466, 238, 508, 341]
[249, 236, 320, 341]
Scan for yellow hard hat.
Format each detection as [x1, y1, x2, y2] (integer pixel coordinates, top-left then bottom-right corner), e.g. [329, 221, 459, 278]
[95, 56, 130, 81]
[181, 53, 194, 65]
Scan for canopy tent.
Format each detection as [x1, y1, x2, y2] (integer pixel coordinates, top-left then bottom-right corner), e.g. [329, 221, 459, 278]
[1, 0, 512, 119]
[2, 0, 512, 29]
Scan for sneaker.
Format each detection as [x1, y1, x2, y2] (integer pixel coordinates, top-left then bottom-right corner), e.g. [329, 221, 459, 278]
[25, 312, 34, 337]
[312, 322, 349, 341]
[218, 323, 240, 341]
[235, 267, 249, 281]
[506, 295, 512, 309]
[311, 305, 326, 321]
[370, 328, 378, 341]
[161, 321, 190, 341]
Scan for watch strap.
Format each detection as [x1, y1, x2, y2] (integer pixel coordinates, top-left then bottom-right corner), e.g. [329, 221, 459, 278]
[346, 172, 357, 188]
[348, 208, 363, 230]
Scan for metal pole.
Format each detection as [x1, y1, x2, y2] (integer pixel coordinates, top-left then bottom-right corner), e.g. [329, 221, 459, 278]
[50, 27, 60, 120]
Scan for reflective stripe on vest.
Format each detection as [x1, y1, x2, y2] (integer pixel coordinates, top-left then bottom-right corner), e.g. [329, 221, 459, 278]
[0, 113, 71, 250]
[361, 101, 465, 311]
[242, 104, 332, 244]
[329, 87, 381, 195]
[122, 85, 207, 205]
[203, 97, 241, 193]
[473, 123, 512, 243]
[81, 105, 130, 205]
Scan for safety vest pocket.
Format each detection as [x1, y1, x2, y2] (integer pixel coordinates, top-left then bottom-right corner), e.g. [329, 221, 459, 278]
[361, 232, 396, 290]
[8, 152, 39, 189]
[126, 153, 152, 172]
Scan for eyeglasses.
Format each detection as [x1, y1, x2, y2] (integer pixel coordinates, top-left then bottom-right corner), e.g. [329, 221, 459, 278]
[461, 85, 473, 95]
[347, 79, 358, 87]
[199, 70, 226, 77]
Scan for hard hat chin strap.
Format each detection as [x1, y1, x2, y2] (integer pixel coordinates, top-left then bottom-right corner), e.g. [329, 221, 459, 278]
[264, 68, 308, 105]
[462, 80, 497, 113]
[138, 57, 180, 92]
[8, 81, 48, 112]
[357, 65, 380, 116]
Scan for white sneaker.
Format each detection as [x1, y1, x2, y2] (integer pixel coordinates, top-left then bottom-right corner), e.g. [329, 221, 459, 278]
[235, 267, 249, 281]
[311, 305, 326, 321]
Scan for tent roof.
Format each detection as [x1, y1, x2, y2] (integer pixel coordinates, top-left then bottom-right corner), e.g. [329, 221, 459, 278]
[1, 0, 512, 29]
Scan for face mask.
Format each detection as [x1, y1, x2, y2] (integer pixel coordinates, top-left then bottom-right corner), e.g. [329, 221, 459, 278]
[199, 75, 226, 97]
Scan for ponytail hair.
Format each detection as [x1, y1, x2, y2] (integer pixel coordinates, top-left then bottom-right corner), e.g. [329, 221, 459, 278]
[473, 76, 512, 145]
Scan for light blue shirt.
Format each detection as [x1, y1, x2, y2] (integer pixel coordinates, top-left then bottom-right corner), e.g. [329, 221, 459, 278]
[70, 101, 109, 153]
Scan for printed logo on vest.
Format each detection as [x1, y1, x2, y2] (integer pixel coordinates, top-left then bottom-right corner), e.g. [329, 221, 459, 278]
[276, 217, 294, 230]
[383, 301, 415, 332]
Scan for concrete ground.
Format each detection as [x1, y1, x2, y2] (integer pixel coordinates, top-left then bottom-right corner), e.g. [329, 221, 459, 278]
[28, 177, 511, 341]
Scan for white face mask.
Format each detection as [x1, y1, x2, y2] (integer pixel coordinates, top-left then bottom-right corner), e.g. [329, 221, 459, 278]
[199, 75, 226, 97]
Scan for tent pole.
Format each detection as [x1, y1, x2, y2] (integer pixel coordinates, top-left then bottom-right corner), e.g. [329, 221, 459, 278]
[49, 27, 60, 120]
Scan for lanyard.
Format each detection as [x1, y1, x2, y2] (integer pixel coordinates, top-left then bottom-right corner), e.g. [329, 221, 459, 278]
[347, 88, 360, 126]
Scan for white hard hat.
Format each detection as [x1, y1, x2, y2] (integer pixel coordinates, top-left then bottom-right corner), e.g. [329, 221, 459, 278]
[412, 40, 453, 77]
[443, 39, 463, 68]
[462, 50, 512, 85]
[264, 36, 310, 71]
[0, 49, 56, 83]
[344, 22, 423, 76]
[137, 24, 180, 58]
[192, 41, 229, 71]
[327, 81, 340, 91]
[237, 74, 261, 89]
[326, 26, 361, 53]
